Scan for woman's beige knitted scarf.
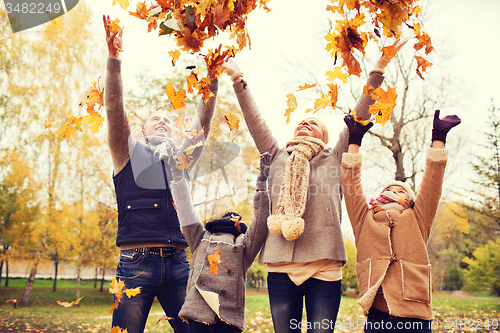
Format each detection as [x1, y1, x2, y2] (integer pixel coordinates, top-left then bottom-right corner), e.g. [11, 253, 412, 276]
[267, 136, 325, 241]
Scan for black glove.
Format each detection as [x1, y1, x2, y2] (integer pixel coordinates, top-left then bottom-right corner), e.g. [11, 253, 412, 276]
[256, 152, 272, 191]
[167, 152, 185, 181]
[431, 110, 461, 144]
[344, 114, 373, 146]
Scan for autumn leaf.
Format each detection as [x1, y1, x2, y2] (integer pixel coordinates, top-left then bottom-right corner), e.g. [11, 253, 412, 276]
[198, 77, 215, 103]
[165, 83, 186, 110]
[107, 18, 123, 33]
[327, 83, 338, 109]
[79, 79, 105, 112]
[186, 71, 200, 94]
[414, 55, 433, 81]
[381, 44, 397, 62]
[207, 249, 222, 274]
[157, 316, 174, 324]
[297, 83, 317, 91]
[181, 128, 205, 141]
[109, 278, 125, 313]
[183, 140, 204, 156]
[57, 296, 84, 308]
[284, 93, 298, 124]
[124, 287, 142, 298]
[369, 86, 397, 125]
[350, 109, 371, 125]
[6, 299, 17, 309]
[325, 67, 349, 84]
[83, 110, 105, 134]
[55, 124, 76, 139]
[169, 50, 181, 65]
[113, 0, 130, 10]
[43, 119, 54, 130]
[111, 326, 128, 333]
[175, 151, 194, 170]
[129, 1, 150, 20]
[306, 93, 330, 114]
[414, 31, 434, 55]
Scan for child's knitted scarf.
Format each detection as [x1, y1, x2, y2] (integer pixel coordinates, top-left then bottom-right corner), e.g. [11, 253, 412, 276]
[139, 136, 177, 161]
[369, 190, 411, 213]
[267, 136, 325, 241]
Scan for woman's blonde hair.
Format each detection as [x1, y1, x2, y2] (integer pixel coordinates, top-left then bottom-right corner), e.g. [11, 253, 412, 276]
[302, 117, 329, 145]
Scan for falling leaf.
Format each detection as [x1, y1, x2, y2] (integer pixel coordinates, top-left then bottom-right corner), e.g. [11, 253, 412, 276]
[207, 249, 222, 274]
[129, 1, 150, 20]
[6, 299, 17, 309]
[165, 83, 187, 110]
[157, 316, 174, 324]
[414, 31, 434, 55]
[57, 296, 84, 308]
[325, 67, 349, 84]
[284, 93, 298, 124]
[169, 50, 181, 65]
[124, 287, 142, 298]
[327, 83, 338, 109]
[83, 110, 105, 134]
[306, 93, 330, 114]
[175, 113, 186, 129]
[224, 114, 240, 132]
[230, 214, 242, 233]
[181, 128, 205, 141]
[43, 119, 55, 130]
[111, 326, 128, 333]
[175, 151, 194, 170]
[186, 71, 200, 94]
[381, 45, 397, 62]
[369, 86, 397, 125]
[113, 0, 130, 10]
[109, 278, 125, 313]
[297, 83, 317, 91]
[183, 140, 204, 156]
[414, 55, 433, 80]
[79, 79, 105, 112]
[55, 124, 76, 139]
[107, 18, 124, 33]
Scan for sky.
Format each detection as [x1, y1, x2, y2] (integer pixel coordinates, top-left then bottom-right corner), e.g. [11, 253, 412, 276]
[4, 0, 500, 239]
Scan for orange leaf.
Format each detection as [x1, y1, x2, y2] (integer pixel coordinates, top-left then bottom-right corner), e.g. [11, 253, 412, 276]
[175, 114, 185, 129]
[57, 296, 84, 308]
[414, 55, 433, 81]
[124, 287, 142, 298]
[109, 278, 125, 313]
[297, 83, 317, 91]
[5, 299, 17, 309]
[79, 79, 105, 111]
[284, 93, 297, 124]
[350, 109, 372, 125]
[107, 18, 123, 33]
[165, 83, 186, 110]
[224, 114, 240, 133]
[181, 128, 205, 141]
[169, 50, 181, 65]
[157, 316, 174, 324]
[128, 1, 150, 20]
[83, 111, 105, 134]
[175, 151, 194, 170]
[306, 93, 330, 114]
[381, 45, 396, 62]
[369, 86, 397, 125]
[186, 71, 200, 94]
[207, 250, 222, 274]
[43, 119, 55, 130]
[414, 31, 434, 55]
[327, 83, 338, 109]
[111, 326, 128, 333]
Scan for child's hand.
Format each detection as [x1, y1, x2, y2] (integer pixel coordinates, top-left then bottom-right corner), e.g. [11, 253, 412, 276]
[344, 115, 373, 146]
[256, 152, 272, 191]
[431, 110, 461, 144]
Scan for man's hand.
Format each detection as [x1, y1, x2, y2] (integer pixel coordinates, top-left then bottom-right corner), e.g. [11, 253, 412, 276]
[222, 58, 243, 82]
[372, 38, 408, 74]
[103, 15, 122, 59]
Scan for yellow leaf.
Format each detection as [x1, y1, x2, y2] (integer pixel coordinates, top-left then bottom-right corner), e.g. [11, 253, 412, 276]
[175, 151, 194, 170]
[224, 114, 240, 133]
[284, 93, 297, 124]
[57, 296, 83, 308]
[55, 124, 76, 139]
[168, 50, 181, 65]
[43, 119, 55, 130]
[327, 83, 338, 109]
[124, 287, 142, 298]
[369, 86, 397, 125]
[183, 141, 204, 156]
[297, 83, 317, 91]
[306, 93, 330, 114]
[165, 83, 186, 110]
[325, 67, 349, 84]
[111, 326, 128, 333]
[82, 111, 104, 134]
[113, 0, 130, 10]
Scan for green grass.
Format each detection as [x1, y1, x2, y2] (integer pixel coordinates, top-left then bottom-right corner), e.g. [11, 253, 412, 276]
[0, 280, 499, 333]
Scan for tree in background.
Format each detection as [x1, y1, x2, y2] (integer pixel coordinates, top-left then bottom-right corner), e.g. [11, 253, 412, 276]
[341, 238, 358, 293]
[460, 102, 500, 295]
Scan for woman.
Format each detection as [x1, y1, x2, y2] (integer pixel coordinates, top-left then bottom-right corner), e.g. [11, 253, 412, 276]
[222, 41, 405, 333]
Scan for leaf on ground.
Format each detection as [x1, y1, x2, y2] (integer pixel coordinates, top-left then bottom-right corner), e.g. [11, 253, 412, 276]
[5, 299, 17, 309]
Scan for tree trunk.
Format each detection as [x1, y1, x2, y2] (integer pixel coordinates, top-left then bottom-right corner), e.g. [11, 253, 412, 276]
[76, 262, 81, 299]
[94, 267, 98, 289]
[53, 260, 59, 292]
[0, 261, 3, 286]
[5, 260, 9, 287]
[21, 261, 38, 307]
[100, 266, 105, 292]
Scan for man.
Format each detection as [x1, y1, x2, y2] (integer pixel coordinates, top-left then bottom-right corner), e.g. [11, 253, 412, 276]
[103, 15, 218, 333]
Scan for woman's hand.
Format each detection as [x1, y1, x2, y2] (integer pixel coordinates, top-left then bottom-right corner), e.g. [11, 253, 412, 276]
[103, 15, 122, 59]
[222, 58, 244, 82]
[431, 110, 461, 146]
[371, 38, 408, 74]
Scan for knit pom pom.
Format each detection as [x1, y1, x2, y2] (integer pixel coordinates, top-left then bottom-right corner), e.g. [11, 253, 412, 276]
[281, 217, 305, 241]
[267, 215, 285, 235]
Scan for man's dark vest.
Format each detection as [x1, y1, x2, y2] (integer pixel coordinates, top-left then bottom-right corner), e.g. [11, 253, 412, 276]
[113, 142, 188, 246]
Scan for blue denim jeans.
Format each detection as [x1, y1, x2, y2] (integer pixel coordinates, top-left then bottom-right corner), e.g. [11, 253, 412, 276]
[267, 272, 342, 333]
[111, 249, 190, 333]
[364, 308, 432, 333]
